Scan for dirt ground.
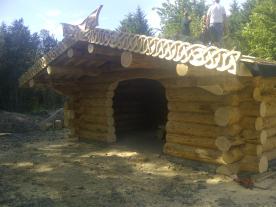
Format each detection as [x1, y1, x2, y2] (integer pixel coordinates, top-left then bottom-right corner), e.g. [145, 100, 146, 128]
[1, 130, 276, 207]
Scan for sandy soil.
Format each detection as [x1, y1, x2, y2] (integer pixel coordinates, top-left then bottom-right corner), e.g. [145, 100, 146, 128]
[1, 130, 276, 207]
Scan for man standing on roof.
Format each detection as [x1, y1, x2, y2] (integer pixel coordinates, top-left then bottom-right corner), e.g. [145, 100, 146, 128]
[206, 0, 226, 47]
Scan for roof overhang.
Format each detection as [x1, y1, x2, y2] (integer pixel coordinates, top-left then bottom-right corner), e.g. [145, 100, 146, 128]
[20, 27, 272, 88]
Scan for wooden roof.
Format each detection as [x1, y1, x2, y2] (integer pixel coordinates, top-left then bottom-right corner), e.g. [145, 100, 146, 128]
[19, 26, 274, 87]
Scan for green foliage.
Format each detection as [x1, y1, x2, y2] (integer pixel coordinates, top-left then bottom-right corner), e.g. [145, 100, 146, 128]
[39, 29, 58, 54]
[117, 6, 153, 36]
[241, 0, 258, 22]
[0, 19, 63, 112]
[224, 0, 244, 49]
[224, 0, 260, 51]
[242, 0, 276, 60]
[155, 0, 207, 40]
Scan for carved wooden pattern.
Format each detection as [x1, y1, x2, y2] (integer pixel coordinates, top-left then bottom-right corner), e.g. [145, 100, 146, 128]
[20, 27, 244, 86]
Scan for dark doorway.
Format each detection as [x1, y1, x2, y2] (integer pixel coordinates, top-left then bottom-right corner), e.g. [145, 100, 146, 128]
[113, 79, 168, 153]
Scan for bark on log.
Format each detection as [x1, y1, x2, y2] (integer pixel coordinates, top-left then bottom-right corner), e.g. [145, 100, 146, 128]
[255, 117, 276, 131]
[214, 107, 241, 127]
[168, 112, 216, 125]
[215, 136, 244, 152]
[164, 143, 223, 164]
[166, 133, 217, 149]
[166, 121, 241, 138]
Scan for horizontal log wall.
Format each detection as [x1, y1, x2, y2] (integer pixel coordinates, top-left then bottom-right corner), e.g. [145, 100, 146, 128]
[162, 81, 248, 166]
[216, 77, 276, 175]
[60, 67, 276, 173]
[71, 82, 118, 143]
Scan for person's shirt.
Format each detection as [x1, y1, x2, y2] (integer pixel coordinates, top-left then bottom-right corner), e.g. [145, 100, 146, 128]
[207, 2, 226, 24]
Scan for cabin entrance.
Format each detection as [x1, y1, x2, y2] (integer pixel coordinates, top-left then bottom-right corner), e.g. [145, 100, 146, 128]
[113, 79, 168, 153]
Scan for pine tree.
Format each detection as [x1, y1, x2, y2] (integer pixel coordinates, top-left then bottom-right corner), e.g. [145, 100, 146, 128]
[117, 6, 153, 36]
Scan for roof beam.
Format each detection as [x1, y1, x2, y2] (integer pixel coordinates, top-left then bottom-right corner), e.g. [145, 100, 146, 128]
[47, 66, 101, 79]
[120, 51, 174, 70]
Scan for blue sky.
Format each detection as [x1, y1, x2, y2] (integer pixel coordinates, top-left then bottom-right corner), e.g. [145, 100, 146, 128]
[0, 0, 245, 40]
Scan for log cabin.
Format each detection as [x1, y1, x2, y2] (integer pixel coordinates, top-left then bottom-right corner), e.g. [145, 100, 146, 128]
[19, 11, 276, 175]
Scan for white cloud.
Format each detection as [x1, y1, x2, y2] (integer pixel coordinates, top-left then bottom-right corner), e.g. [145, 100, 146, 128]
[46, 9, 61, 17]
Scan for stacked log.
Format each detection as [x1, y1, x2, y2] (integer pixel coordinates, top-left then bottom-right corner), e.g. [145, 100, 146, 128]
[244, 77, 276, 168]
[64, 98, 78, 138]
[162, 82, 272, 174]
[60, 66, 276, 173]
[215, 77, 276, 174]
[164, 86, 247, 167]
[72, 82, 118, 143]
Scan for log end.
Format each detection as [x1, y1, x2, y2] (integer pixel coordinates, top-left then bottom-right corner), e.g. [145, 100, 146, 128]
[176, 64, 189, 76]
[67, 48, 74, 58]
[121, 51, 133, 68]
[88, 44, 95, 54]
[215, 136, 232, 152]
[47, 66, 52, 75]
[260, 102, 266, 117]
[255, 117, 263, 131]
[259, 155, 268, 173]
[214, 107, 239, 127]
[260, 130, 268, 145]
[29, 79, 35, 88]
[253, 87, 262, 102]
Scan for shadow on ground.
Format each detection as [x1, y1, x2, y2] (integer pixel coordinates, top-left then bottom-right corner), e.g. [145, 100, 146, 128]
[0, 130, 276, 207]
